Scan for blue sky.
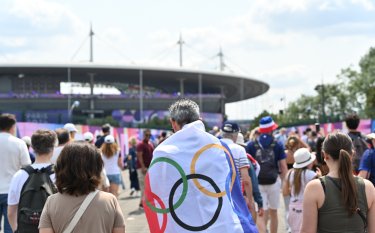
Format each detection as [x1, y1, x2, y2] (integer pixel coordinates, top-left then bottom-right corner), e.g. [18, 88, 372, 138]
[1, 0, 375, 120]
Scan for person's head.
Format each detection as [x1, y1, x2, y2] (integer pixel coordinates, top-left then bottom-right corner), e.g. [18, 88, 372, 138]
[143, 129, 151, 142]
[83, 132, 94, 143]
[55, 142, 103, 196]
[129, 136, 137, 146]
[31, 129, 57, 156]
[236, 132, 247, 147]
[258, 116, 278, 135]
[304, 127, 312, 135]
[169, 98, 200, 132]
[55, 128, 70, 146]
[102, 123, 111, 134]
[221, 121, 240, 142]
[345, 113, 360, 130]
[280, 127, 287, 135]
[161, 131, 167, 138]
[100, 135, 118, 158]
[293, 148, 316, 169]
[322, 132, 357, 214]
[285, 135, 306, 152]
[63, 123, 78, 140]
[249, 127, 260, 141]
[0, 113, 16, 134]
[22, 136, 31, 149]
[292, 148, 316, 195]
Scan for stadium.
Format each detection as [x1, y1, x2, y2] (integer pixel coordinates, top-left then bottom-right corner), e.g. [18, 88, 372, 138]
[0, 63, 269, 127]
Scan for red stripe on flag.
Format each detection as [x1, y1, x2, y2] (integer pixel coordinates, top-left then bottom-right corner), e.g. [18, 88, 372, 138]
[144, 173, 167, 233]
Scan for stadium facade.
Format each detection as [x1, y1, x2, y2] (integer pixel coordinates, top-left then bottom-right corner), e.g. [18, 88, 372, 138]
[0, 63, 269, 127]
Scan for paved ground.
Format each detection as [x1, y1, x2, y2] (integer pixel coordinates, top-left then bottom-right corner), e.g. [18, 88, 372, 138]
[1, 170, 288, 233]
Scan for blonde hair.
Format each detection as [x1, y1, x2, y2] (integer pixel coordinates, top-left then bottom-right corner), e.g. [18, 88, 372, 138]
[101, 142, 119, 158]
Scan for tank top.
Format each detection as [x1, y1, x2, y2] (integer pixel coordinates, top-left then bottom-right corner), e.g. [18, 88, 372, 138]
[318, 176, 368, 233]
[101, 151, 120, 175]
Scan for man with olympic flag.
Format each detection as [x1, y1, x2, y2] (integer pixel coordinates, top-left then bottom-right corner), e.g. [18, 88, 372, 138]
[144, 98, 258, 233]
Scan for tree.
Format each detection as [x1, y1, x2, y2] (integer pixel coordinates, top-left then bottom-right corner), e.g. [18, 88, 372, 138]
[338, 47, 375, 118]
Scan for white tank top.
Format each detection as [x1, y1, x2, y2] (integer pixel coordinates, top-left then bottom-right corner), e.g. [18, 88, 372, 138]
[101, 151, 120, 175]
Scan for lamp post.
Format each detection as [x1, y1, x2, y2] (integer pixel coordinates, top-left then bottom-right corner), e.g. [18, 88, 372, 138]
[314, 84, 326, 123]
[68, 100, 80, 122]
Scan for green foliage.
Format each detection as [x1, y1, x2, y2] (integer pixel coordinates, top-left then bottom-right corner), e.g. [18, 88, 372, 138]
[86, 116, 120, 127]
[270, 46, 375, 125]
[138, 117, 171, 130]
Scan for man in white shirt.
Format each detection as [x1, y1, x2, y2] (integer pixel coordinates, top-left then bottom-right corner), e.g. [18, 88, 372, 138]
[0, 113, 31, 233]
[220, 121, 256, 220]
[7, 129, 57, 232]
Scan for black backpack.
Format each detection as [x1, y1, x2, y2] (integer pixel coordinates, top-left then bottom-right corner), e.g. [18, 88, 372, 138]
[254, 140, 278, 185]
[349, 133, 369, 172]
[17, 165, 57, 233]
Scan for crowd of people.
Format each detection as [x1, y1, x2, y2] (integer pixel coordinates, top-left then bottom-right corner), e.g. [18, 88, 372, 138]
[0, 99, 375, 233]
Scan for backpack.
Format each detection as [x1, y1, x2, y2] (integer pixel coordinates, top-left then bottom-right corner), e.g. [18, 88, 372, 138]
[254, 140, 278, 185]
[17, 165, 57, 233]
[349, 133, 369, 172]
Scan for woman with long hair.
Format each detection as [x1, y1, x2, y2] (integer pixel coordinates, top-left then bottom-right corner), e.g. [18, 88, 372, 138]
[283, 148, 318, 233]
[39, 142, 125, 233]
[101, 135, 123, 197]
[301, 132, 375, 233]
[285, 135, 309, 169]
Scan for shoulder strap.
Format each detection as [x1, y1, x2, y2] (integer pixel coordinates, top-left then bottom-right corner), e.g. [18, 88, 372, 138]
[22, 165, 35, 174]
[319, 177, 326, 193]
[63, 190, 99, 233]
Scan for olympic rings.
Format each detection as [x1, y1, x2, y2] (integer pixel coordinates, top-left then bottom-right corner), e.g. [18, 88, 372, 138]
[169, 174, 223, 231]
[145, 157, 188, 214]
[190, 143, 236, 198]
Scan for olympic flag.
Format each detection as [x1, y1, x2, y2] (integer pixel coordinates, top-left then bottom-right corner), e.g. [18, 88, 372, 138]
[144, 120, 258, 233]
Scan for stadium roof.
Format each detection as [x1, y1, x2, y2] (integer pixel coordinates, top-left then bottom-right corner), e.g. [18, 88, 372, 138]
[0, 63, 269, 103]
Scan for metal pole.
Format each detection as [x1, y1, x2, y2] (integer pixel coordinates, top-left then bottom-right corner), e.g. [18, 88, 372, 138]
[67, 67, 71, 122]
[89, 73, 95, 119]
[179, 78, 184, 97]
[220, 86, 225, 116]
[90, 24, 94, 62]
[178, 34, 184, 67]
[139, 70, 143, 123]
[198, 74, 202, 112]
[219, 47, 224, 71]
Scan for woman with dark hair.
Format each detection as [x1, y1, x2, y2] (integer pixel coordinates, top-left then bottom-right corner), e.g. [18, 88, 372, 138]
[39, 142, 125, 233]
[301, 132, 375, 233]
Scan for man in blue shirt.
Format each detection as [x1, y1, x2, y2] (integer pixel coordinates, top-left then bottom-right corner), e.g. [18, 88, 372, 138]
[359, 132, 375, 186]
[246, 116, 287, 233]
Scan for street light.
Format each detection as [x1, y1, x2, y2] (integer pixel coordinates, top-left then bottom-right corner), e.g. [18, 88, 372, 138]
[314, 84, 326, 123]
[68, 100, 80, 122]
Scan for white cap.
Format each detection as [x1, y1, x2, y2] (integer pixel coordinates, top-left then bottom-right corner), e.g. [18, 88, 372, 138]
[367, 133, 375, 139]
[64, 123, 78, 132]
[22, 136, 31, 146]
[83, 132, 94, 142]
[104, 135, 115, 144]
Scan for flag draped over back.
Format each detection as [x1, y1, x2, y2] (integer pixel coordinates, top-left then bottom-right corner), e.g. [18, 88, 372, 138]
[144, 120, 258, 233]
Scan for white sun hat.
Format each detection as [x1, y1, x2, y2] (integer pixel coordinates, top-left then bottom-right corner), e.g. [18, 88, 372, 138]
[293, 148, 316, 169]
